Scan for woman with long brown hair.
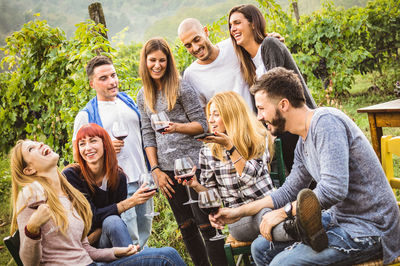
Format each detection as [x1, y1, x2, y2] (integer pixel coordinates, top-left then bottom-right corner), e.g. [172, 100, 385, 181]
[137, 37, 227, 265]
[228, 4, 317, 172]
[10, 139, 185, 265]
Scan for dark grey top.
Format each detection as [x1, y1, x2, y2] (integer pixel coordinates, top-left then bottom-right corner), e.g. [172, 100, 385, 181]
[137, 80, 207, 171]
[261, 37, 317, 109]
[271, 107, 400, 264]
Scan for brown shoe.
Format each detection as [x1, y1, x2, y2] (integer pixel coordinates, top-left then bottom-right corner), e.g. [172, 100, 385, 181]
[296, 189, 328, 252]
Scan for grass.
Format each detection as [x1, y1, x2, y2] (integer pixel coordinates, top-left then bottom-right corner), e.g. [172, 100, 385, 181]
[0, 156, 13, 266]
[0, 73, 399, 265]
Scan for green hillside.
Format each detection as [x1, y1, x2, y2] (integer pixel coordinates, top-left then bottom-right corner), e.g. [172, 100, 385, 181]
[0, 0, 369, 46]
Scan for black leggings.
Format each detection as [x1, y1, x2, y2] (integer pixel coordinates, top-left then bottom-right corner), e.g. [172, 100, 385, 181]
[163, 170, 227, 266]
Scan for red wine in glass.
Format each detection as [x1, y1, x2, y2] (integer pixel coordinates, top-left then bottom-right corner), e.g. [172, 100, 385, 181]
[150, 112, 176, 153]
[200, 206, 220, 215]
[28, 200, 47, 209]
[139, 173, 160, 217]
[174, 158, 198, 205]
[112, 121, 129, 158]
[20, 181, 47, 209]
[156, 126, 169, 134]
[177, 173, 195, 182]
[19, 181, 58, 235]
[198, 190, 226, 241]
[114, 134, 128, 141]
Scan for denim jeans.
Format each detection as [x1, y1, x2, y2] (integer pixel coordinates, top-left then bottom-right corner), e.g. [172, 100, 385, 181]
[251, 211, 382, 265]
[121, 181, 154, 248]
[90, 247, 186, 266]
[97, 215, 133, 248]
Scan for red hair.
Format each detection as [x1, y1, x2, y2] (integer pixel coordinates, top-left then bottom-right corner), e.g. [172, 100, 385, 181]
[73, 123, 119, 192]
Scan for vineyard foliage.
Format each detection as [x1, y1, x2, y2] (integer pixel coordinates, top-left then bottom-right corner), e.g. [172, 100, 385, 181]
[0, 0, 399, 161]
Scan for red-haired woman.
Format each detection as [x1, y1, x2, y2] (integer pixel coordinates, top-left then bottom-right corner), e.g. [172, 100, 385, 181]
[62, 123, 155, 248]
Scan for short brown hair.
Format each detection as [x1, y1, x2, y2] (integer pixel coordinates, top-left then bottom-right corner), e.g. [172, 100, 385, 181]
[86, 56, 113, 80]
[251, 67, 306, 108]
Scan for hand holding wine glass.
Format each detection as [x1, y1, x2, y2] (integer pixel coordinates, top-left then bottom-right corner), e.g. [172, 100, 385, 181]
[198, 190, 226, 241]
[151, 111, 176, 153]
[18, 181, 58, 235]
[19, 181, 47, 209]
[174, 157, 197, 205]
[138, 173, 160, 217]
[112, 121, 129, 159]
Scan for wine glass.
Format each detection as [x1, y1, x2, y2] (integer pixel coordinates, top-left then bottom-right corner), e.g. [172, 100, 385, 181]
[174, 157, 198, 205]
[150, 111, 176, 153]
[139, 173, 159, 217]
[198, 190, 226, 241]
[18, 181, 58, 235]
[112, 121, 129, 159]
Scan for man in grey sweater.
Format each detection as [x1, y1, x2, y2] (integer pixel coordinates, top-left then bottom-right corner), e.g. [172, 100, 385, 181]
[210, 67, 400, 265]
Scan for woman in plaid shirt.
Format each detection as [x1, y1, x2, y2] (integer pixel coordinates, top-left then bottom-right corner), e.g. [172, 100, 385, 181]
[185, 91, 276, 242]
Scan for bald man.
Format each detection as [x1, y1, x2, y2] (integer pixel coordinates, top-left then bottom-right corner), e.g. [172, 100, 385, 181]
[178, 18, 255, 111]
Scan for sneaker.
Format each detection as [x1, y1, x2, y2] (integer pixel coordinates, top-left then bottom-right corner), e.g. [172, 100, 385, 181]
[296, 189, 328, 252]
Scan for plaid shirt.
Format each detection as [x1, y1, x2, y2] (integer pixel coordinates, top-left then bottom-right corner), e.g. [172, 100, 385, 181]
[199, 143, 275, 208]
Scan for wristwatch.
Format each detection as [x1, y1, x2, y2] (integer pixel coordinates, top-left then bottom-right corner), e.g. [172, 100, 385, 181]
[284, 202, 293, 219]
[225, 145, 236, 157]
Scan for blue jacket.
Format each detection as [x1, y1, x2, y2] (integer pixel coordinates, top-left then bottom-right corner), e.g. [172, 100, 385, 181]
[82, 92, 150, 170]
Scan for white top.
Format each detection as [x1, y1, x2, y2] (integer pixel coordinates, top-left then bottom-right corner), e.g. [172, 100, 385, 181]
[252, 44, 267, 78]
[183, 39, 254, 111]
[73, 98, 147, 183]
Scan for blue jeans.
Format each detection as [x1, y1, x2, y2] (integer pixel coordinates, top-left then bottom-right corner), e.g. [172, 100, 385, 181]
[98, 215, 133, 248]
[121, 181, 153, 248]
[251, 212, 382, 265]
[90, 247, 186, 266]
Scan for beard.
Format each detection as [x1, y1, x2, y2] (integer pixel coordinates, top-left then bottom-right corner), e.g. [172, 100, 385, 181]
[269, 108, 286, 136]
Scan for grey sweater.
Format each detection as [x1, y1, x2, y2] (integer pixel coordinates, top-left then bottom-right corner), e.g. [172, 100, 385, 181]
[137, 81, 207, 170]
[271, 107, 400, 264]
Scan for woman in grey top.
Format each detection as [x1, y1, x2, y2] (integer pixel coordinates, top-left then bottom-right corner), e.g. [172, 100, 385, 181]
[137, 37, 227, 266]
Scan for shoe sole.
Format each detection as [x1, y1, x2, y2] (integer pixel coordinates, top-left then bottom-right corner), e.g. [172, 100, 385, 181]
[296, 189, 328, 252]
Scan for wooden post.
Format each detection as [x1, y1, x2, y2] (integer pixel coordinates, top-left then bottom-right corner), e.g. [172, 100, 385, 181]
[292, 1, 300, 24]
[88, 2, 108, 40]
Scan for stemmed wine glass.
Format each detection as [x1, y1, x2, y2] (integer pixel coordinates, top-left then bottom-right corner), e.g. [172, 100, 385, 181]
[174, 157, 198, 205]
[112, 121, 129, 159]
[198, 190, 226, 241]
[150, 111, 176, 153]
[18, 181, 58, 235]
[139, 173, 160, 217]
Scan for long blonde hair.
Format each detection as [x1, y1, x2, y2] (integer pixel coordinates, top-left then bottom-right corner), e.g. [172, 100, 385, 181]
[10, 140, 92, 240]
[206, 91, 274, 162]
[139, 37, 180, 113]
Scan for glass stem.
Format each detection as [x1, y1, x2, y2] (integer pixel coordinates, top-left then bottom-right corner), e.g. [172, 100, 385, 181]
[186, 185, 193, 201]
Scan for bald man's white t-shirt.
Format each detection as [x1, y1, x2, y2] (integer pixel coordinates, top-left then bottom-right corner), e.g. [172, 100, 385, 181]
[183, 39, 254, 111]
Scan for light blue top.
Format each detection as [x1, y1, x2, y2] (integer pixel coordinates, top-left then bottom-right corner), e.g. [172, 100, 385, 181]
[271, 107, 400, 264]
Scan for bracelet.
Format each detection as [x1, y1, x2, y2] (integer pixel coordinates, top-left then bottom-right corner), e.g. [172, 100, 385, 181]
[25, 225, 41, 240]
[150, 165, 160, 172]
[233, 156, 243, 164]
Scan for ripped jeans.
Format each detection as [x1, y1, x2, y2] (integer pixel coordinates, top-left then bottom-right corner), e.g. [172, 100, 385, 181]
[251, 211, 382, 266]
